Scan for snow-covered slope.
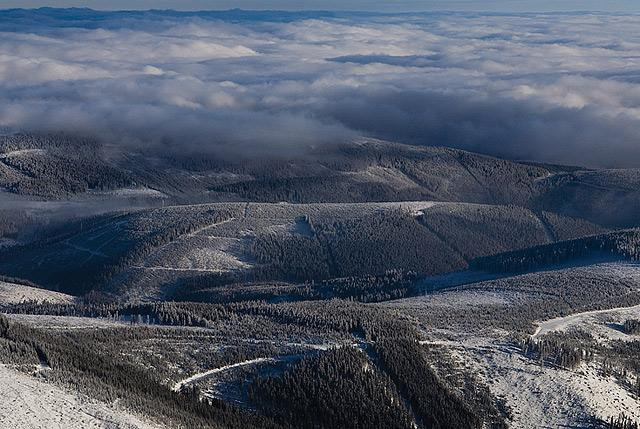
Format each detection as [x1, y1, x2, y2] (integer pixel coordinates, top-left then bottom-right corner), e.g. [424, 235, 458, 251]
[0, 281, 74, 305]
[0, 364, 160, 429]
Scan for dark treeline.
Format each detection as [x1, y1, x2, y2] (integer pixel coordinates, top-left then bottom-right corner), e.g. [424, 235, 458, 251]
[174, 270, 423, 304]
[540, 211, 607, 242]
[0, 132, 95, 152]
[4, 150, 132, 196]
[606, 414, 639, 429]
[624, 319, 640, 335]
[472, 229, 640, 273]
[249, 347, 416, 429]
[251, 210, 466, 281]
[600, 340, 640, 392]
[0, 133, 133, 197]
[375, 338, 486, 428]
[3, 301, 230, 328]
[418, 204, 549, 260]
[519, 331, 640, 401]
[520, 332, 595, 369]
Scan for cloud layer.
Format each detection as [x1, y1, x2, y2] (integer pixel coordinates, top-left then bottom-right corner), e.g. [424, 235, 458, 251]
[2, 9, 640, 166]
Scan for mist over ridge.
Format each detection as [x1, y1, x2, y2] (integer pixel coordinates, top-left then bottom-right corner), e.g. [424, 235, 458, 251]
[2, 8, 640, 166]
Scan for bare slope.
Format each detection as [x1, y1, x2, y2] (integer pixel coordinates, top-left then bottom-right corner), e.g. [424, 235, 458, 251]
[0, 281, 73, 305]
[0, 364, 159, 429]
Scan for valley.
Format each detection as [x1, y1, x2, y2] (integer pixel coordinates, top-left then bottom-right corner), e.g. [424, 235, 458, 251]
[0, 134, 639, 428]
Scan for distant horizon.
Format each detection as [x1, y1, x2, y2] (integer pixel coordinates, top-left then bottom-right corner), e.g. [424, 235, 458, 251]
[2, 6, 640, 14]
[3, 6, 640, 167]
[2, 1, 640, 13]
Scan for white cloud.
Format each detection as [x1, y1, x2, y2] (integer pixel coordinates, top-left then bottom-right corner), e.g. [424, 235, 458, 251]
[1, 10, 640, 166]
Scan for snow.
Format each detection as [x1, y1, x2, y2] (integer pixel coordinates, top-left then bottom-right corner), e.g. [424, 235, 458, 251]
[387, 259, 640, 427]
[533, 304, 640, 340]
[172, 357, 275, 392]
[0, 364, 159, 429]
[430, 333, 640, 428]
[0, 149, 46, 158]
[98, 187, 167, 198]
[6, 314, 128, 329]
[0, 282, 74, 305]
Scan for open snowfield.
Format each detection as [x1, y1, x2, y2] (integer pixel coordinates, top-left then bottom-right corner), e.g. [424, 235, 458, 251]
[6, 314, 129, 330]
[382, 260, 640, 427]
[0, 282, 74, 305]
[0, 364, 159, 429]
[447, 334, 640, 427]
[533, 303, 640, 341]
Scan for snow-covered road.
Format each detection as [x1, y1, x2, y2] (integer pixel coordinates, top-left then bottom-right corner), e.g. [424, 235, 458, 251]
[172, 358, 275, 392]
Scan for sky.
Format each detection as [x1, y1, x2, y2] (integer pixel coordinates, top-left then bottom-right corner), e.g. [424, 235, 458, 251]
[2, 1, 640, 12]
[1, 8, 640, 167]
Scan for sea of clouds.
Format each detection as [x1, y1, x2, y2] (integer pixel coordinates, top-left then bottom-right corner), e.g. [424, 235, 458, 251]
[2, 9, 640, 166]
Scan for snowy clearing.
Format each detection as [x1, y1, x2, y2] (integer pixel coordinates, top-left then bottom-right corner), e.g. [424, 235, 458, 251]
[533, 303, 640, 340]
[430, 333, 640, 428]
[0, 282, 74, 305]
[5, 314, 129, 329]
[0, 149, 46, 158]
[0, 364, 160, 429]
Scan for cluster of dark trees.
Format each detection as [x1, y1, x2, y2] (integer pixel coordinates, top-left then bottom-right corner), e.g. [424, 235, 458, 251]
[173, 270, 423, 304]
[520, 331, 640, 402]
[3, 301, 232, 328]
[418, 204, 549, 260]
[473, 229, 640, 273]
[374, 337, 486, 428]
[302, 270, 423, 302]
[0, 132, 94, 152]
[3, 151, 133, 196]
[520, 333, 594, 369]
[0, 133, 135, 197]
[249, 347, 416, 429]
[600, 340, 640, 389]
[624, 319, 640, 335]
[540, 211, 606, 242]
[251, 210, 466, 281]
[607, 414, 639, 429]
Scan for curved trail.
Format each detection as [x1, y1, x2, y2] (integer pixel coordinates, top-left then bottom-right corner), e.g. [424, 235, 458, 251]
[532, 303, 640, 338]
[172, 358, 275, 392]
